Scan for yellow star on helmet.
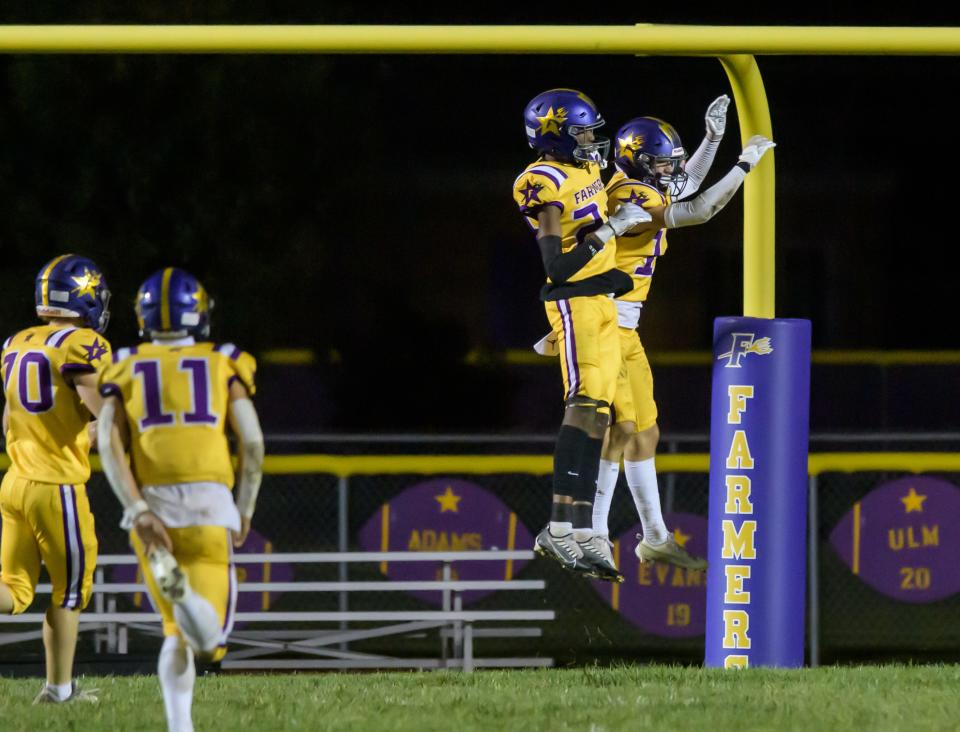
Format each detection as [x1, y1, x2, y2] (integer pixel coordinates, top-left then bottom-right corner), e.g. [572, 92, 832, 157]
[618, 134, 643, 162]
[434, 486, 462, 513]
[191, 284, 209, 313]
[70, 268, 102, 300]
[536, 106, 567, 135]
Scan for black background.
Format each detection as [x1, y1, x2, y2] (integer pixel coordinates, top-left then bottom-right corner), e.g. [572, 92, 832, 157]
[1, 6, 957, 430]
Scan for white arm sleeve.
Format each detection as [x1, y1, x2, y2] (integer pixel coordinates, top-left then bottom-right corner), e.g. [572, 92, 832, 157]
[229, 398, 265, 519]
[679, 135, 722, 200]
[97, 399, 148, 524]
[664, 165, 747, 229]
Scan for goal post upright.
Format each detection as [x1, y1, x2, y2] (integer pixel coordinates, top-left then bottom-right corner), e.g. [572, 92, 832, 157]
[719, 54, 774, 319]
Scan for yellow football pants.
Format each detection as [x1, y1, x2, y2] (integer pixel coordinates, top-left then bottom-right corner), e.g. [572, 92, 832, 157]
[0, 472, 98, 613]
[544, 295, 620, 410]
[612, 327, 658, 431]
[131, 525, 236, 661]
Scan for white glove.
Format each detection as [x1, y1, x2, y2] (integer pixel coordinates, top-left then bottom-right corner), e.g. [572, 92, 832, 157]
[533, 331, 559, 357]
[738, 134, 776, 170]
[705, 95, 730, 141]
[607, 202, 653, 236]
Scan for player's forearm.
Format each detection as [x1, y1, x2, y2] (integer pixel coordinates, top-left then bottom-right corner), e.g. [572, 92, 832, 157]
[664, 165, 747, 228]
[679, 135, 722, 200]
[229, 398, 265, 519]
[539, 234, 601, 283]
[97, 400, 146, 519]
[75, 374, 104, 418]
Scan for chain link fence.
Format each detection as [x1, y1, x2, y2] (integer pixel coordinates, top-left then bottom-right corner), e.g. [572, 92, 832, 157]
[3, 435, 960, 667]
[812, 470, 960, 664]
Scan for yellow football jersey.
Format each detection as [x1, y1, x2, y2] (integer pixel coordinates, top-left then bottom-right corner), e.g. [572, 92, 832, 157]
[99, 341, 256, 488]
[606, 170, 671, 304]
[1, 324, 112, 484]
[513, 159, 630, 299]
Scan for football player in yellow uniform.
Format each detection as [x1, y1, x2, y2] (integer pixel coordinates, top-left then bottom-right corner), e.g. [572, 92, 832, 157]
[97, 268, 264, 732]
[589, 106, 775, 574]
[0, 254, 112, 704]
[513, 88, 651, 580]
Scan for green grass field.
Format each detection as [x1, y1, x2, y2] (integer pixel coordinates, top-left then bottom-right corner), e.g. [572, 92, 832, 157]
[1, 666, 958, 731]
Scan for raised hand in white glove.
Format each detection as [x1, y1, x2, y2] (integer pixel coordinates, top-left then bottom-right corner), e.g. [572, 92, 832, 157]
[705, 95, 730, 140]
[607, 202, 653, 236]
[738, 134, 776, 171]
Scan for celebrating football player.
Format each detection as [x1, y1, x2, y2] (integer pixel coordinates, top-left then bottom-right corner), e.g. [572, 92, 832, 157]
[97, 268, 264, 732]
[589, 101, 775, 575]
[512, 88, 652, 581]
[0, 255, 112, 703]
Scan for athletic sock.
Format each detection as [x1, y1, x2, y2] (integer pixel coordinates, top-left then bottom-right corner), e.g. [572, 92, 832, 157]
[592, 459, 621, 535]
[173, 589, 221, 654]
[552, 425, 590, 499]
[48, 682, 73, 701]
[571, 503, 593, 541]
[625, 457, 669, 544]
[158, 635, 195, 732]
[578, 435, 604, 503]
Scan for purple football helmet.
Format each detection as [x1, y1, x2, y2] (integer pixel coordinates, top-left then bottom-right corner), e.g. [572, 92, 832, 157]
[136, 267, 212, 340]
[524, 88, 609, 168]
[35, 254, 111, 334]
[614, 117, 689, 196]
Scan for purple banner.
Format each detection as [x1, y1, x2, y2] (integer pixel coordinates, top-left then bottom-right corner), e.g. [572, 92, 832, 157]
[592, 513, 708, 637]
[357, 478, 532, 605]
[829, 476, 960, 603]
[114, 527, 293, 615]
[705, 317, 811, 668]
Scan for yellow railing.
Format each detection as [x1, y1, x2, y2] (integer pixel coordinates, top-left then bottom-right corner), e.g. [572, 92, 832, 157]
[264, 348, 960, 367]
[3, 452, 959, 477]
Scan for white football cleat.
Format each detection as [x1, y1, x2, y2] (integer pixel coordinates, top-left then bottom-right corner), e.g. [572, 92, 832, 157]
[579, 534, 623, 583]
[33, 682, 99, 704]
[635, 533, 708, 571]
[148, 546, 189, 603]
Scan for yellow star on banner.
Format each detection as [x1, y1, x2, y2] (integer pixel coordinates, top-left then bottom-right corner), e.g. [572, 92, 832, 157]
[536, 106, 566, 135]
[71, 268, 102, 300]
[673, 528, 691, 548]
[901, 487, 927, 513]
[434, 486, 461, 513]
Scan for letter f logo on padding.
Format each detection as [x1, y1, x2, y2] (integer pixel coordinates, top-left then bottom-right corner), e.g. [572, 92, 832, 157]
[718, 333, 774, 368]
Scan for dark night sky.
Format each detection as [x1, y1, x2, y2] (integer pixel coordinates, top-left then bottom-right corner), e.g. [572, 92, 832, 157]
[1, 6, 959, 395]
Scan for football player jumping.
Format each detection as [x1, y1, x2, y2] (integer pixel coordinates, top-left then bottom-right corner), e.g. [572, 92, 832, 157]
[1, 255, 112, 703]
[97, 268, 264, 732]
[512, 88, 652, 581]
[590, 103, 775, 576]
